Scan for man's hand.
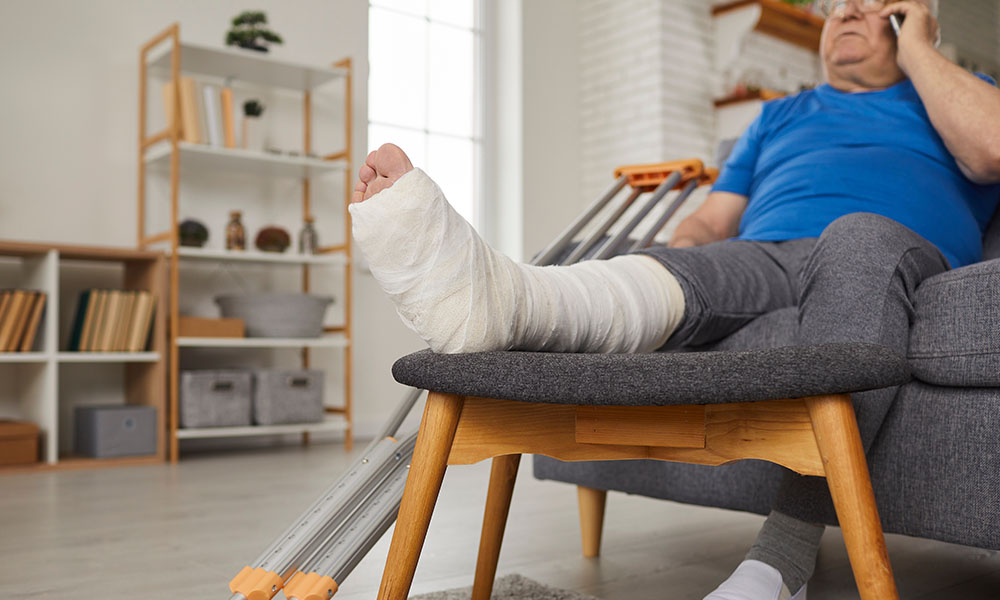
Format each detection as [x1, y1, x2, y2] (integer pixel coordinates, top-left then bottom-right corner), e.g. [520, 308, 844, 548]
[880, 1, 939, 76]
[887, 1, 1000, 184]
[668, 191, 748, 247]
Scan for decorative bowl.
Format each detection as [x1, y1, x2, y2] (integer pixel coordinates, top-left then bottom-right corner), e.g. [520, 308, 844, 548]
[215, 293, 334, 338]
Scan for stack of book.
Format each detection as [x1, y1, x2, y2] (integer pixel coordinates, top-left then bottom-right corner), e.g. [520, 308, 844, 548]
[67, 290, 157, 353]
[0, 290, 47, 352]
[163, 77, 237, 148]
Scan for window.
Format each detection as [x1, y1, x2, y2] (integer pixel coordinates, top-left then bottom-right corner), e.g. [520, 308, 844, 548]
[368, 0, 482, 226]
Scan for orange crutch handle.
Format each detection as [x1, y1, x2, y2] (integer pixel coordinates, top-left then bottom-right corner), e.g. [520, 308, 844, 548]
[614, 159, 716, 191]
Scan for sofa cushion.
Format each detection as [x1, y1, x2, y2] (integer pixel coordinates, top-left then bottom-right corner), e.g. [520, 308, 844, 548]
[910, 259, 1000, 386]
[392, 343, 909, 406]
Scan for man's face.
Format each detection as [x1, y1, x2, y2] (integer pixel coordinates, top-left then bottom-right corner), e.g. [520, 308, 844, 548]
[820, 1, 899, 79]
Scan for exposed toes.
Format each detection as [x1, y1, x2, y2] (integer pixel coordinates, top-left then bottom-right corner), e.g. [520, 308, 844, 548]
[352, 178, 367, 204]
[359, 164, 376, 184]
[356, 144, 415, 202]
[364, 176, 393, 201]
[373, 143, 414, 180]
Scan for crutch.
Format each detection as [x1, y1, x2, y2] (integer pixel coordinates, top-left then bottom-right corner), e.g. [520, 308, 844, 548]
[226, 158, 717, 600]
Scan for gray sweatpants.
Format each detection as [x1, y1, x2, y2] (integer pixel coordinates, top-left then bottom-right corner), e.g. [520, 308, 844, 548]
[639, 212, 950, 590]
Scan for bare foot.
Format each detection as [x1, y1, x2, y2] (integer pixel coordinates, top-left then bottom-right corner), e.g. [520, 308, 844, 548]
[352, 143, 414, 203]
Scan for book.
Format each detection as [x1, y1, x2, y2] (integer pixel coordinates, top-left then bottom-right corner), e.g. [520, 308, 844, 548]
[202, 84, 223, 147]
[0, 291, 12, 332]
[178, 77, 203, 144]
[220, 87, 236, 148]
[139, 294, 157, 351]
[0, 290, 28, 351]
[126, 291, 143, 350]
[67, 291, 91, 351]
[114, 291, 136, 351]
[99, 290, 122, 352]
[79, 289, 101, 352]
[127, 292, 152, 352]
[87, 290, 109, 352]
[8, 291, 36, 352]
[161, 81, 183, 138]
[18, 292, 46, 352]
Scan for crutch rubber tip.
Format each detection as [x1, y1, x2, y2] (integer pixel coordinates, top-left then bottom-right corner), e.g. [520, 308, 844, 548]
[229, 566, 282, 600]
[283, 571, 339, 600]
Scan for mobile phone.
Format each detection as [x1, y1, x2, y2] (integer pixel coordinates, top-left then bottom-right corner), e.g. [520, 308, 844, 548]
[889, 13, 903, 36]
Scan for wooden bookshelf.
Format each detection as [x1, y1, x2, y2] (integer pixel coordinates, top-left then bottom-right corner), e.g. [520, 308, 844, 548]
[0, 241, 167, 472]
[713, 88, 787, 108]
[712, 0, 825, 52]
[137, 24, 355, 462]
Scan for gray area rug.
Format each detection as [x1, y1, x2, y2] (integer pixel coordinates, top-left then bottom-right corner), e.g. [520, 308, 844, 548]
[410, 574, 600, 600]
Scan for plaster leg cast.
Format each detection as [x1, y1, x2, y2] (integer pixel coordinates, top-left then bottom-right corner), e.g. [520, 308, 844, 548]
[349, 144, 685, 354]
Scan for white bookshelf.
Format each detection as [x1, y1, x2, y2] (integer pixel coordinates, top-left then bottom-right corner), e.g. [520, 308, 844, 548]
[176, 334, 348, 349]
[0, 353, 50, 364]
[175, 246, 348, 266]
[57, 352, 160, 363]
[144, 142, 348, 179]
[0, 243, 167, 469]
[147, 41, 347, 91]
[175, 414, 348, 440]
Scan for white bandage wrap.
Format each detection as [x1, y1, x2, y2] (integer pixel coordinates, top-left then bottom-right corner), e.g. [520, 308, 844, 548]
[350, 168, 685, 354]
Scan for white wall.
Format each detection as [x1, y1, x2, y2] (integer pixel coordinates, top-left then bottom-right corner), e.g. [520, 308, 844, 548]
[0, 0, 426, 446]
[520, 0, 583, 258]
[939, 0, 1000, 78]
[483, 0, 583, 261]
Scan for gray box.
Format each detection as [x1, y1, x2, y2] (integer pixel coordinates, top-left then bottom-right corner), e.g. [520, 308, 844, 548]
[180, 370, 252, 428]
[253, 369, 324, 425]
[75, 405, 157, 458]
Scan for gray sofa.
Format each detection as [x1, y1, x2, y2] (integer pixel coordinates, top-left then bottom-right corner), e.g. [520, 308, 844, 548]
[534, 210, 1000, 552]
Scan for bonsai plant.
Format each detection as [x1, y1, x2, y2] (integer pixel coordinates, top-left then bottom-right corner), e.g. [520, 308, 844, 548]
[225, 11, 284, 52]
[241, 100, 266, 150]
[780, 0, 820, 12]
[243, 100, 265, 118]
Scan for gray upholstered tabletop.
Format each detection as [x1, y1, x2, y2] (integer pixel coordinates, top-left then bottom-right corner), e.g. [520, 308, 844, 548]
[392, 344, 910, 406]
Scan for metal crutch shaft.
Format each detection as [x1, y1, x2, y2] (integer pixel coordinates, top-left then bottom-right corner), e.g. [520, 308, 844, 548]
[593, 170, 683, 260]
[561, 188, 643, 265]
[294, 433, 417, 571]
[284, 456, 413, 600]
[628, 178, 699, 252]
[533, 176, 628, 266]
[374, 388, 424, 442]
[228, 436, 408, 600]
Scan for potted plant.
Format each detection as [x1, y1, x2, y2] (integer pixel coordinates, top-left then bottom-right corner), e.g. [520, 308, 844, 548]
[241, 99, 266, 150]
[779, 0, 819, 14]
[225, 11, 284, 53]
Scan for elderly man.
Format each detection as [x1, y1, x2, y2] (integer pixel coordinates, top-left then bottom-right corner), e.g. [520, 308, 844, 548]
[350, 0, 1000, 598]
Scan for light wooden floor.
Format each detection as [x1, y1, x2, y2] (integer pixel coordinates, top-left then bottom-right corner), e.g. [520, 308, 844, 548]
[2, 444, 998, 599]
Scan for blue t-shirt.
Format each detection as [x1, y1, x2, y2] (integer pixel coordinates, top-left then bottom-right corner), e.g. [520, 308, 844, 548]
[712, 75, 1000, 268]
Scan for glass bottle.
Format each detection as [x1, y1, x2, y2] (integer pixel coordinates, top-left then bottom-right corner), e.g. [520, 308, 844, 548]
[299, 216, 318, 254]
[225, 210, 246, 251]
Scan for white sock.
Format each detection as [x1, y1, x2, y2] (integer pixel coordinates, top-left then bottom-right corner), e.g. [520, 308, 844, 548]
[704, 560, 805, 600]
[349, 169, 685, 354]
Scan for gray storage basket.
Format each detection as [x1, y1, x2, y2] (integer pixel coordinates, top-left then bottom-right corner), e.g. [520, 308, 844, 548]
[253, 369, 324, 425]
[180, 370, 253, 428]
[75, 405, 157, 458]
